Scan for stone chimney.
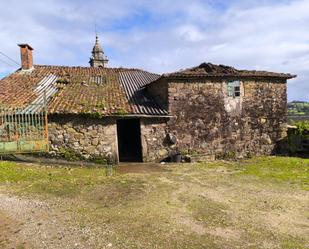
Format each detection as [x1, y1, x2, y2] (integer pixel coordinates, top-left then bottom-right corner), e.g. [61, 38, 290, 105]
[18, 44, 34, 70]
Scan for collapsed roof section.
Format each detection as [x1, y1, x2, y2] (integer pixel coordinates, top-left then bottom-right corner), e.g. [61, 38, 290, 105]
[162, 63, 296, 79]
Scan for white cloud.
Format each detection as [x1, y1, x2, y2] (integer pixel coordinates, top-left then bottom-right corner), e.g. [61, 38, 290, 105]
[175, 25, 206, 42]
[0, 0, 308, 100]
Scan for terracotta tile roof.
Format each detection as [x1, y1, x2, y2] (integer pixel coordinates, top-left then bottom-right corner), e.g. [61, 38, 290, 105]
[162, 63, 296, 79]
[0, 65, 168, 116]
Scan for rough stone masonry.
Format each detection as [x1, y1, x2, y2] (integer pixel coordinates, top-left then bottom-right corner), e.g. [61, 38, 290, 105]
[147, 76, 288, 160]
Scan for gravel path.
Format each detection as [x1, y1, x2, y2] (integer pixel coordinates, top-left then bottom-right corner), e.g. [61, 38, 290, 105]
[0, 194, 106, 249]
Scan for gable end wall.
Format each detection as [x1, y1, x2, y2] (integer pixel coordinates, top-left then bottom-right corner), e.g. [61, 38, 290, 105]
[147, 79, 168, 110]
[165, 78, 287, 158]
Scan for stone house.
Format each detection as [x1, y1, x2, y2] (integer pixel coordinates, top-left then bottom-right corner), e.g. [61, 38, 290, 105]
[0, 37, 296, 162]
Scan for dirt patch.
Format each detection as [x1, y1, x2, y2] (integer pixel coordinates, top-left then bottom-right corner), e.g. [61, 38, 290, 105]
[115, 163, 169, 174]
[207, 227, 242, 240]
[0, 194, 99, 249]
[86, 178, 148, 207]
[0, 210, 30, 249]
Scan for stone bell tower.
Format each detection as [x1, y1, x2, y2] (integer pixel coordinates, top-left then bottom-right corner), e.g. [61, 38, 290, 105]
[89, 35, 109, 68]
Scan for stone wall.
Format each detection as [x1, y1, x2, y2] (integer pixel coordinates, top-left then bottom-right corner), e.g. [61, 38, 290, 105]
[48, 115, 170, 163]
[242, 80, 287, 154]
[164, 78, 287, 158]
[147, 79, 168, 110]
[48, 115, 118, 162]
[140, 118, 169, 162]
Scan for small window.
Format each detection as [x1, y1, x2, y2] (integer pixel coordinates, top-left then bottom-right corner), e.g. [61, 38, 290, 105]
[227, 81, 241, 97]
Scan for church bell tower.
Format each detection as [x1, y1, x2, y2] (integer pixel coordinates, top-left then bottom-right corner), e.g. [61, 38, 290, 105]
[89, 35, 109, 68]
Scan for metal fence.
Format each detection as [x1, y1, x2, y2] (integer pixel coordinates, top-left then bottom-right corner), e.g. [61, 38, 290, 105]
[0, 102, 49, 154]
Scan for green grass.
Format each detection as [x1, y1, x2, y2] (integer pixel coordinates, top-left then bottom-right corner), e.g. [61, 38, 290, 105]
[280, 238, 308, 249]
[188, 197, 230, 227]
[239, 157, 309, 190]
[1, 156, 308, 196]
[0, 161, 109, 197]
[195, 156, 309, 190]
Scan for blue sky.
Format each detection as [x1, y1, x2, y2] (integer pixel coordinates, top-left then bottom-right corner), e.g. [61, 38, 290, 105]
[0, 0, 308, 101]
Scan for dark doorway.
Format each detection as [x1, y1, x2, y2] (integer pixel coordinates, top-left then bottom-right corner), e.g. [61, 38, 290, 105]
[117, 119, 143, 162]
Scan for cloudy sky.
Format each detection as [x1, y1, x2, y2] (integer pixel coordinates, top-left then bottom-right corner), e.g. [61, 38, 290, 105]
[0, 0, 308, 101]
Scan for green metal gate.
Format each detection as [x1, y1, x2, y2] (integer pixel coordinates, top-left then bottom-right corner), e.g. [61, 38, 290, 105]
[0, 103, 49, 154]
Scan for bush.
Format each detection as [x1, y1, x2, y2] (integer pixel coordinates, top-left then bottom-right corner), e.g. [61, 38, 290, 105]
[58, 147, 82, 161]
[216, 151, 236, 160]
[292, 121, 309, 135]
[288, 121, 309, 154]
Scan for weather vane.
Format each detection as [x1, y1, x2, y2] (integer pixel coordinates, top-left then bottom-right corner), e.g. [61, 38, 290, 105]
[94, 19, 98, 37]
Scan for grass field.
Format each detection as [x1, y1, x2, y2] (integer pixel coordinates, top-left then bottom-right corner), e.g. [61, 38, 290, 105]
[0, 157, 308, 249]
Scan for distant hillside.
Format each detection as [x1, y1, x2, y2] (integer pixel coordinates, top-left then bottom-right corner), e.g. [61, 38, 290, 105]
[288, 101, 309, 117]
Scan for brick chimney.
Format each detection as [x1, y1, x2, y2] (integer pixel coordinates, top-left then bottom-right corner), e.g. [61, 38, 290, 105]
[18, 44, 34, 70]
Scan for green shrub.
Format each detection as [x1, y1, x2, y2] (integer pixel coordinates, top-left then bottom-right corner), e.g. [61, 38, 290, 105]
[58, 147, 82, 161]
[216, 151, 236, 160]
[90, 156, 108, 165]
[293, 121, 309, 135]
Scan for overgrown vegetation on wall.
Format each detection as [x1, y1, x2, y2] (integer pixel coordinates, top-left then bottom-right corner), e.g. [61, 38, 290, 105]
[288, 121, 309, 155]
